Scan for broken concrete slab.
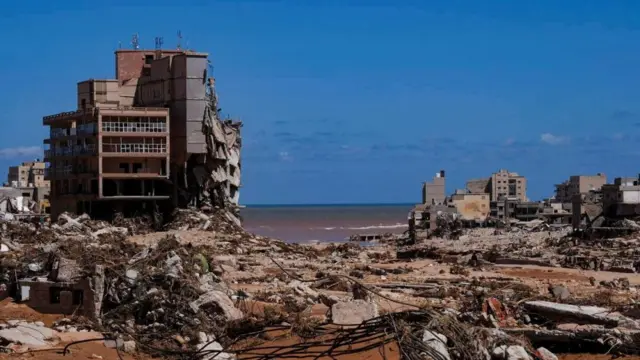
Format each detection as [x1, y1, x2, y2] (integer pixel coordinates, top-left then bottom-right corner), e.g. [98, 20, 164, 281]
[189, 290, 244, 321]
[287, 280, 319, 302]
[197, 337, 234, 360]
[492, 345, 531, 360]
[523, 301, 634, 327]
[503, 327, 640, 353]
[536, 347, 558, 360]
[549, 285, 570, 301]
[91, 227, 128, 239]
[422, 330, 451, 360]
[331, 300, 378, 325]
[0, 323, 57, 347]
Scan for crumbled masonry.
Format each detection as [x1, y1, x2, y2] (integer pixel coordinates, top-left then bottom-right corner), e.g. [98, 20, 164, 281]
[0, 213, 640, 358]
[191, 77, 242, 222]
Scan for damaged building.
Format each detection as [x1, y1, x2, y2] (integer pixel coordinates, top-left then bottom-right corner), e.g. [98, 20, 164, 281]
[43, 47, 241, 221]
[555, 173, 607, 203]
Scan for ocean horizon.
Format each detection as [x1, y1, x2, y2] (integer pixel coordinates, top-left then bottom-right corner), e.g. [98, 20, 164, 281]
[240, 203, 413, 243]
[242, 202, 415, 208]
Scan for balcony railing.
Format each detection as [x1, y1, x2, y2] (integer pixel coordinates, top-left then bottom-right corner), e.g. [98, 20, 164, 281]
[50, 128, 68, 138]
[102, 121, 167, 133]
[49, 123, 97, 139]
[73, 144, 96, 155]
[102, 143, 167, 153]
[46, 144, 97, 157]
[77, 123, 97, 135]
[45, 166, 98, 177]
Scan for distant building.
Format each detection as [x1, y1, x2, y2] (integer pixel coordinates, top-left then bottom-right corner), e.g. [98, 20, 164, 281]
[6, 160, 50, 214]
[449, 192, 490, 221]
[555, 173, 606, 203]
[422, 170, 446, 205]
[8, 160, 48, 188]
[602, 176, 640, 217]
[489, 169, 527, 202]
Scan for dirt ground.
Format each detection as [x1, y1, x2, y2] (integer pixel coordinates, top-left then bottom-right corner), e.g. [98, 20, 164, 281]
[0, 299, 150, 360]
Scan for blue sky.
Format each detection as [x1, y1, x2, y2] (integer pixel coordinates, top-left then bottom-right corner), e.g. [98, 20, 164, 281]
[1, 0, 640, 204]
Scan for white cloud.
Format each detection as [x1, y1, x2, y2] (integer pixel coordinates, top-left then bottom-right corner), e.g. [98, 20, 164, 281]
[278, 151, 292, 162]
[540, 133, 568, 145]
[0, 146, 42, 159]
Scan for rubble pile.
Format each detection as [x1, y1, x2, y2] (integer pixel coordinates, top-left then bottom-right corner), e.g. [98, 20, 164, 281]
[0, 210, 302, 355]
[398, 219, 640, 274]
[164, 207, 244, 234]
[1, 211, 640, 358]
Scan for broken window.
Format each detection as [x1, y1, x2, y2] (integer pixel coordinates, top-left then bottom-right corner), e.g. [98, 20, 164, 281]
[49, 287, 62, 304]
[72, 290, 84, 305]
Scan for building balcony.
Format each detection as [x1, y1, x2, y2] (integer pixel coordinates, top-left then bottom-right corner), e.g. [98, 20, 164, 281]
[102, 169, 168, 179]
[101, 121, 167, 133]
[44, 144, 97, 158]
[45, 166, 98, 179]
[77, 123, 97, 135]
[101, 143, 167, 155]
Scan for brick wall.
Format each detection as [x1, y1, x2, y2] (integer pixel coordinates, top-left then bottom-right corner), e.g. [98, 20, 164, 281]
[116, 51, 153, 84]
[115, 50, 187, 85]
[19, 279, 97, 318]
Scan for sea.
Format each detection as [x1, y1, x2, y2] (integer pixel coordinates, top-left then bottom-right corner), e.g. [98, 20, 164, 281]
[241, 204, 412, 243]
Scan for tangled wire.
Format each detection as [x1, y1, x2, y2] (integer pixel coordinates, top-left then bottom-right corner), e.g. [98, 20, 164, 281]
[193, 310, 489, 360]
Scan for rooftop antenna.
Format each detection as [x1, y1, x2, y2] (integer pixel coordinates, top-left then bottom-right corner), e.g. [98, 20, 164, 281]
[155, 36, 164, 50]
[131, 33, 140, 50]
[177, 30, 182, 50]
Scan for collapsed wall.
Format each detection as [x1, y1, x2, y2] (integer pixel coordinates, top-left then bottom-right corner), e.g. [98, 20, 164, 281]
[183, 77, 242, 223]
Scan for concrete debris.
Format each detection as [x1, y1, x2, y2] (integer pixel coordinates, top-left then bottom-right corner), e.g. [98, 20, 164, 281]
[189, 290, 244, 321]
[0, 322, 57, 347]
[549, 285, 571, 301]
[186, 77, 242, 224]
[536, 347, 558, 360]
[422, 330, 451, 360]
[523, 301, 636, 328]
[331, 300, 378, 325]
[492, 345, 532, 360]
[2, 206, 640, 359]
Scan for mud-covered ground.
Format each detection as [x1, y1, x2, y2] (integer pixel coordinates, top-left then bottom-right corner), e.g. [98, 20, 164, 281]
[1, 213, 639, 359]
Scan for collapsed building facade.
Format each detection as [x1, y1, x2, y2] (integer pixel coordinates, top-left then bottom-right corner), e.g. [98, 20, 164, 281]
[43, 48, 241, 221]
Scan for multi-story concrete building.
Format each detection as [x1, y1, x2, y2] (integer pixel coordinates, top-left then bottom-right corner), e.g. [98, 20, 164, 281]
[8, 161, 49, 188]
[44, 103, 170, 218]
[554, 173, 606, 203]
[449, 191, 490, 221]
[601, 176, 640, 217]
[421, 170, 446, 205]
[44, 47, 241, 220]
[489, 169, 527, 202]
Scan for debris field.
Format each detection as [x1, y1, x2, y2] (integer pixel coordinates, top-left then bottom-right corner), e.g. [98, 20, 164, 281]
[0, 211, 639, 359]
